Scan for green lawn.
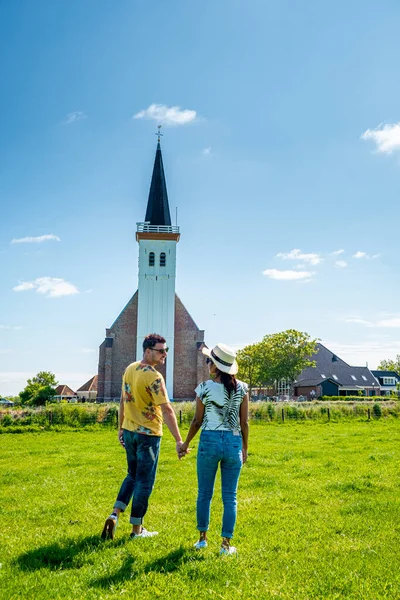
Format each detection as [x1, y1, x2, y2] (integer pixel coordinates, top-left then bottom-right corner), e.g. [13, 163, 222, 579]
[1, 422, 400, 599]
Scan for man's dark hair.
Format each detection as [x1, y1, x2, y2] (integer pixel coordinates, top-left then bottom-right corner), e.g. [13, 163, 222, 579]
[143, 333, 166, 352]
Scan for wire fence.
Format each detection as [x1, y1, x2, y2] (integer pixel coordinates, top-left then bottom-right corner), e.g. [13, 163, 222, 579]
[0, 400, 399, 433]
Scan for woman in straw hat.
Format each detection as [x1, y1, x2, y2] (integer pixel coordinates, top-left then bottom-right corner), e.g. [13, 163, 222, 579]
[180, 343, 249, 555]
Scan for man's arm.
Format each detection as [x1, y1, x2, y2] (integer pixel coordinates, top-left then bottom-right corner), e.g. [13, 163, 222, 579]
[118, 392, 125, 446]
[240, 393, 249, 463]
[160, 403, 185, 456]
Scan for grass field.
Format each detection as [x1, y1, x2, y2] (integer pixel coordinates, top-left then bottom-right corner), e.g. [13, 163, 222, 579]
[1, 422, 400, 599]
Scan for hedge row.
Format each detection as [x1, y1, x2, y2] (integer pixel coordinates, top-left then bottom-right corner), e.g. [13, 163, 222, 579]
[319, 395, 398, 402]
[0, 403, 118, 433]
[1, 400, 399, 433]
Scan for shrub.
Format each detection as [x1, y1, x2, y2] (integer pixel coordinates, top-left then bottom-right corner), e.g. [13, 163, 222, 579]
[1, 414, 13, 427]
[373, 403, 382, 418]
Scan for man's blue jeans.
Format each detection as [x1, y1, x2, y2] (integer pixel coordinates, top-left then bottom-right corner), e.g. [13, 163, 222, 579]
[114, 430, 161, 526]
[196, 430, 243, 539]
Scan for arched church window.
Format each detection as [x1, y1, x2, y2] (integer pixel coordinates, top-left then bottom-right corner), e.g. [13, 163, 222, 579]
[160, 252, 166, 267]
[149, 252, 155, 266]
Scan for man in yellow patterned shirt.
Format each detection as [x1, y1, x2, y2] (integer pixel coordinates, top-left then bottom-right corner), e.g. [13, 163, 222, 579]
[102, 334, 186, 540]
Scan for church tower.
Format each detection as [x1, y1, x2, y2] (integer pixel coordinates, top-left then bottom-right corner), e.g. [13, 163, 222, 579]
[97, 136, 208, 402]
[135, 137, 179, 397]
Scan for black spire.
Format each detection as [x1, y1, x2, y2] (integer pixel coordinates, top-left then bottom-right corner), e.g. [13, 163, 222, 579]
[145, 140, 172, 226]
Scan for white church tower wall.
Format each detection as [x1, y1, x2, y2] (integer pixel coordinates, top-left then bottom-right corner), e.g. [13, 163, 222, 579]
[136, 226, 179, 397]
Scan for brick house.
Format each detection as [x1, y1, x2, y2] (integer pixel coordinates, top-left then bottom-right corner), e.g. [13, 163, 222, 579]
[97, 139, 208, 401]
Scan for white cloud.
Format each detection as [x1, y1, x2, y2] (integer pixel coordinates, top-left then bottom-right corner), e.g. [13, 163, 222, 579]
[13, 282, 36, 292]
[11, 234, 61, 244]
[263, 268, 315, 281]
[352, 251, 380, 260]
[377, 318, 400, 328]
[331, 249, 345, 256]
[13, 277, 79, 298]
[325, 340, 400, 370]
[335, 260, 347, 268]
[361, 122, 400, 154]
[0, 325, 22, 330]
[63, 111, 87, 125]
[133, 104, 197, 126]
[345, 318, 374, 327]
[345, 316, 400, 328]
[202, 147, 212, 155]
[276, 249, 322, 266]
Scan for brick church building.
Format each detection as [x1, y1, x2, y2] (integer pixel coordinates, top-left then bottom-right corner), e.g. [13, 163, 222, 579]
[97, 138, 208, 401]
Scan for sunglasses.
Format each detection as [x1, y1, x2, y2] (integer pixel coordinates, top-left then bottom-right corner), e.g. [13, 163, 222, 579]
[151, 347, 169, 354]
[206, 357, 213, 365]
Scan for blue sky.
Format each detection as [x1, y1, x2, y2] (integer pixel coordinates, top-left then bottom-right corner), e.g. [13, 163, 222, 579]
[1, 0, 400, 395]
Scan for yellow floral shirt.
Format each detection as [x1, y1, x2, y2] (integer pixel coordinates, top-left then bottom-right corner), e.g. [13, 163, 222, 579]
[122, 361, 169, 436]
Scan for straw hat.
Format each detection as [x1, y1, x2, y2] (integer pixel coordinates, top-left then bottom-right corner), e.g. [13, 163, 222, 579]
[202, 343, 238, 375]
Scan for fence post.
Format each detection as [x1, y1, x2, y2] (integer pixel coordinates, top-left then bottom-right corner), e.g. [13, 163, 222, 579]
[179, 410, 182, 425]
[368, 408, 371, 421]
[281, 408, 285, 422]
[327, 407, 330, 421]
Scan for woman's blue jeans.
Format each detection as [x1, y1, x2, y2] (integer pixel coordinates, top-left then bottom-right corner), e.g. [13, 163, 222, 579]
[114, 430, 161, 526]
[196, 430, 243, 539]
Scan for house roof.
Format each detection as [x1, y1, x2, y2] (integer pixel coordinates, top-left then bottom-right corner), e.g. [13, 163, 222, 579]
[55, 384, 76, 396]
[371, 370, 400, 380]
[144, 141, 172, 226]
[77, 375, 98, 392]
[295, 343, 379, 388]
[295, 377, 340, 387]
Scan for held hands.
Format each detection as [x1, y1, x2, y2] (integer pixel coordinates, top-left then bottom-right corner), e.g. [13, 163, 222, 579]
[118, 428, 126, 448]
[176, 441, 190, 460]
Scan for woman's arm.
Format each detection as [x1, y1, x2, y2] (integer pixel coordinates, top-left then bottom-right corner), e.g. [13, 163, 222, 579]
[240, 393, 249, 463]
[180, 397, 205, 453]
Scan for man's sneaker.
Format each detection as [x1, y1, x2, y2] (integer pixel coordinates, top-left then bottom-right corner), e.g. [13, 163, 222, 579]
[130, 527, 158, 539]
[194, 539, 208, 549]
[101, 514, 118, 540]
[220, 545, 237, 556]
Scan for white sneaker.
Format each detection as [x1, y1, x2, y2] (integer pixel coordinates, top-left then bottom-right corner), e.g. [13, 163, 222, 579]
[130, 527, 158, 539]
[220, 545, 237, 555]
[194, 539, 208, 549]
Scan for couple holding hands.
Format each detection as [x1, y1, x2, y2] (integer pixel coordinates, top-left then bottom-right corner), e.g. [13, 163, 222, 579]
[101, 333, 249, 555]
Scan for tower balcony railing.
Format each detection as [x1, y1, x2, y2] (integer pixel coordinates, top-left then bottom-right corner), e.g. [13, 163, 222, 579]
[136, 222, 180, 234]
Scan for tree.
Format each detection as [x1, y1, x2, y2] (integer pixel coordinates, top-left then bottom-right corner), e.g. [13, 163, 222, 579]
[19, 371, 58, 406]
[260, 330, 318, 395]
[236, 330, 318, 398]
[237, 343, 263, 399]
[377, 355, 400, 375]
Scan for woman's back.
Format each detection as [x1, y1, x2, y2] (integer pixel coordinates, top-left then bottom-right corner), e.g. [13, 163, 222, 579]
[195, 379, 248, 433]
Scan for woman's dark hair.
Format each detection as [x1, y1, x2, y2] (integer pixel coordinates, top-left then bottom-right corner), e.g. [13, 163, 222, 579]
[215, 367, 237, 397]
[143, 333, 166, 352]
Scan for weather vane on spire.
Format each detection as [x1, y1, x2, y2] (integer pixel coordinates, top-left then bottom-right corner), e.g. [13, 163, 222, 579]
[156, 124, 163, 143]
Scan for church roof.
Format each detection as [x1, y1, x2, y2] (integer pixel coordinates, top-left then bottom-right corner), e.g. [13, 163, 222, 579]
[145, 141, 172, 226]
